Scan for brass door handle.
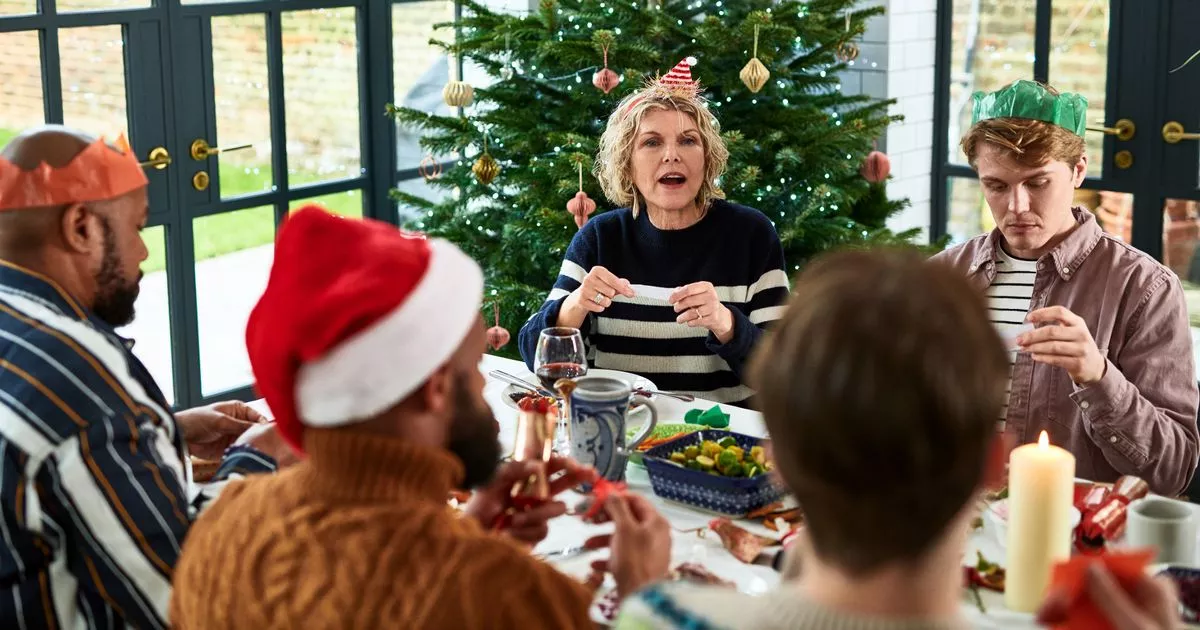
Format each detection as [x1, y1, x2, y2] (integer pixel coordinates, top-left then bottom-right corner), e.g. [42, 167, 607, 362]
[1162, 121, 1200, 144]
[1086, 118, 1136, 141]
[139, 146, 172, 170]
[190, 139, 253, 160]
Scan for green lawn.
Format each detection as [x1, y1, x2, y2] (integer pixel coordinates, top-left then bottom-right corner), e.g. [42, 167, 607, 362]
[0, 128, 362, 274]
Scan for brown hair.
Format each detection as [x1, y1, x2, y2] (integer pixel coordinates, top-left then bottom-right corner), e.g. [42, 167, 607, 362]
[594, 90, 728, 217]
[961, 116, 1086, 169]
[749, 249, 1008, 576]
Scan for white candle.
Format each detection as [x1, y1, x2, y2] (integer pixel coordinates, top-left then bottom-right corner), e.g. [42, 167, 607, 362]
[1005, 431, 1076, 612]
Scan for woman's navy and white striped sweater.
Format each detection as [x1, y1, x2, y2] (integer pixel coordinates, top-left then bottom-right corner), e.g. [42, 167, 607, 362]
[518, 199, 789, 405]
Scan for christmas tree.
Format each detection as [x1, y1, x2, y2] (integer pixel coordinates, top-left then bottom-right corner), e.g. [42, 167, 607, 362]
[388, 0, 926, 358]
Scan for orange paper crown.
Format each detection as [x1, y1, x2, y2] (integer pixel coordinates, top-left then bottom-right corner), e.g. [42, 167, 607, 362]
[0, 134, 149, 211]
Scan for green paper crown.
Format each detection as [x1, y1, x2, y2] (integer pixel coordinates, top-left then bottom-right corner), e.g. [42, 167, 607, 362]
[971, 80, 1089, 137]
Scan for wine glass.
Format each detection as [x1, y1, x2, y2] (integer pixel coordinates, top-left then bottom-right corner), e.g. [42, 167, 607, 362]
[534, 327, 587, 454]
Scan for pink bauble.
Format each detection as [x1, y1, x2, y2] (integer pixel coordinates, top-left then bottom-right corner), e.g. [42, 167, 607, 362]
[567, 191, 597, 228]
[860, 150, 891, 183]
[592, 68, 620, 94]
[487, 325, 511, 350]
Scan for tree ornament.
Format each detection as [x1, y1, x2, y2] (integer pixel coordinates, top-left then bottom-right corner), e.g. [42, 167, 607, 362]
[740, 25, 770, 93]
[860, 148, 891, 183]
[487, 302, 511, 350]
[566, 162, 597, 228]
[499, 34, 515, 81]
[837, 42, 860, 62]
[419, 154, 442, 181]
[836, 11, 860, 62]
[592, 45, 619, 94]
[443, 62, 474, 107]
[473, 134, 501, 185]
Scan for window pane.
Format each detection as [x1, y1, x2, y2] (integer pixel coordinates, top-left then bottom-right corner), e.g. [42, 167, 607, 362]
[283, 8, 361, 187]
[58, 0, 150, 11]
[117, 225, 174, 406]
[947, 0, 1036, 164]
[60, 26, 129, 138]
[212, 14, 274, 199]
[1072, 189, 1131, 242]
[0, 31, 44, 140]
[1163, 199, 1200, 332]
[0, 1, 36, 17]
[194, 206, 275, 396]
[1050, 2, 1111, 177]
[946, 176, 991, 245]
[289, 189, 362, 218]
[393, 0, 456, 169]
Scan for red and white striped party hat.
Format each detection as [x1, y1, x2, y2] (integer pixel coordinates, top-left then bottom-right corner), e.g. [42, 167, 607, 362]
[624, 56, 701, 114]
[660, 56, 699, 91]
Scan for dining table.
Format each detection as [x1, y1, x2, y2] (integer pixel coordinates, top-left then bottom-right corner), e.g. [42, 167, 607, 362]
[476, 354, 1042, 628]
[247, 353, 1200, 628]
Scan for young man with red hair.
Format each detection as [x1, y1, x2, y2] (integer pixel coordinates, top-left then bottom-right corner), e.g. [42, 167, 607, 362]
[935, 80, 1199, 496]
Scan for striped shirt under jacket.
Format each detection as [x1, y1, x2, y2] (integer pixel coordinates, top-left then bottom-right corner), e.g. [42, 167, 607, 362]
[518, 200, 789, 405]
[0, 261, 274, 630]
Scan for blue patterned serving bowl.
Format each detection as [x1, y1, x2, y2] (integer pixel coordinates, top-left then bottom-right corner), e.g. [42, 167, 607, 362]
[642, 430, 787, 517]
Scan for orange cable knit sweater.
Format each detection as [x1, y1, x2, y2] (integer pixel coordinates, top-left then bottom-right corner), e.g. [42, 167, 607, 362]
[170, 430, 595, 629]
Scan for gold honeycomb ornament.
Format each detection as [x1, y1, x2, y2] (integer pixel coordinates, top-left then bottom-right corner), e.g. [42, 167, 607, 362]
[443, 80, 474, 107]
[472, 153, 500, 185]
[740, 26, 770, 93]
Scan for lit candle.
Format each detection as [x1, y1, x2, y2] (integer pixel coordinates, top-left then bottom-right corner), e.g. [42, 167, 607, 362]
[1005, 431, 1076, 612]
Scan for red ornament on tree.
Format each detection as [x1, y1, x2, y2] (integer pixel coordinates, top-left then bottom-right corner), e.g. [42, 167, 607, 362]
[860, 149, 891, 183]
[592, 45, 620, 94]
[567, 162, 597, 228]
[487, 303, 510, 350]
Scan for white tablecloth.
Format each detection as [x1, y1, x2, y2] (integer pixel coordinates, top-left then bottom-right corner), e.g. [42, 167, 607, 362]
[477, 355, 1041, 628]
[247, 353, 1195, 627]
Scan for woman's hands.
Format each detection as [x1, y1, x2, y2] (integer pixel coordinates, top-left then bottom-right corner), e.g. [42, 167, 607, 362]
[670, 282, 735, 344]
[558, 266, 635, 328]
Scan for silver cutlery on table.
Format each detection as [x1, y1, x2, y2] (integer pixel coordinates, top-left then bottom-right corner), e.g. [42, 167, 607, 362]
[489, 369, 555, 397]
[634, 388, 695, 402]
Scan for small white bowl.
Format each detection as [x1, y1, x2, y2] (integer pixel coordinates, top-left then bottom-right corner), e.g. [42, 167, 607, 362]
[984, 498, 1081, 547]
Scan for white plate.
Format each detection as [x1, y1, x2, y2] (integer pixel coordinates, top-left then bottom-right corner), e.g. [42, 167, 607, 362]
[498, 369, 658, 411]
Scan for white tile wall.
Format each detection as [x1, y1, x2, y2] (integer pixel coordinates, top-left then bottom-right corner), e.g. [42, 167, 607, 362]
[840, 1, 936, 243]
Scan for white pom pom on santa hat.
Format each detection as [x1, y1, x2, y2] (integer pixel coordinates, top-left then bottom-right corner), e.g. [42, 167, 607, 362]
[246, 205, 484, 451]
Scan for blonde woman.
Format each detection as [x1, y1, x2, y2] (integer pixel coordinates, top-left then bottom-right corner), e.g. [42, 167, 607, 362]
[518, 58, 788, 405]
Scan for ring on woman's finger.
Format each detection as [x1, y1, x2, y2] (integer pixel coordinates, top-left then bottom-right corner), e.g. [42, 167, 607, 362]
[593, 291, 605, 305]
[693, 308, 703, 320]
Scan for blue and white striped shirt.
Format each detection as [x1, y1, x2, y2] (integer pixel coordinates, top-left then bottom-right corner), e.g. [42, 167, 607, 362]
[518, 200, 789, 405]
[0, 261, 274, 630]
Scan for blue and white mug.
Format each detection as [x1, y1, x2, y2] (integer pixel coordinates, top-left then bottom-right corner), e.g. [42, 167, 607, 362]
[569, 376, 658, 482]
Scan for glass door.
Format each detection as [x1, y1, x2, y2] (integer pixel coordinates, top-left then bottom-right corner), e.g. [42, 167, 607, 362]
[145, 1, 376, 407]
[1152, 0, 1200, 341]
[934, 0, 1200, 371]
[0, 0, 179, 400]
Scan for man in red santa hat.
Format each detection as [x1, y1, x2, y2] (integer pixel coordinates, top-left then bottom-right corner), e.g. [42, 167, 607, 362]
[171, 206, 674, 629]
